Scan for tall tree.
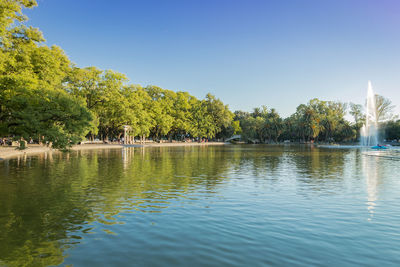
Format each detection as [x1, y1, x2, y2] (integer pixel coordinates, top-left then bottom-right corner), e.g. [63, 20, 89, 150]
[375, 94, 395, 123]
[0, 0, 92, 148]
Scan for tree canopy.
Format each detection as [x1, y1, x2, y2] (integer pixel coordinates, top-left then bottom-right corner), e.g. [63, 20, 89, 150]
[1, 0, 399, 148]
[0, 0, 236, 148]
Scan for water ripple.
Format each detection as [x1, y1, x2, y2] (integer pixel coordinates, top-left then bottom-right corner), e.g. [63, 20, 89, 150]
[1, 146, 400, 266]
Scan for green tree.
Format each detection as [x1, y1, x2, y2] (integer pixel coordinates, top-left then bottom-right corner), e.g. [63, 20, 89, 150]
[322, 101, 347, 141]
[385, 120, 400, 141]
[189, 98, 211, 140]
[170, 91, 193, 140]
[145, 85, 174, 140]
[375, 94, 395, 123]
[0, 0, 92, 149]
[5, 88, 91, 149]
[203, 93, 234, 139]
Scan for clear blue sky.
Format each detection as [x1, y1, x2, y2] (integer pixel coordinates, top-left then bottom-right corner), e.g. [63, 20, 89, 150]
[26, 0, 400, 117]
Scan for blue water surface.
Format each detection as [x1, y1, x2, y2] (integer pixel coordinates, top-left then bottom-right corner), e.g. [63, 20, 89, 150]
[0, 145, 399, 266]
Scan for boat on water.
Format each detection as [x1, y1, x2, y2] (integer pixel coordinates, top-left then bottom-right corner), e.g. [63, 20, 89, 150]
[371, 145, 388, 150]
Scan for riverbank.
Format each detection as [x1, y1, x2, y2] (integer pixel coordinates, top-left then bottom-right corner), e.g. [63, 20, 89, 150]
[0, 142, 226, 160]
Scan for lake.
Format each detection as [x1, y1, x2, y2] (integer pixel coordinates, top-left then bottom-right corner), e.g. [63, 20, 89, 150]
[1, 145, 399, 266]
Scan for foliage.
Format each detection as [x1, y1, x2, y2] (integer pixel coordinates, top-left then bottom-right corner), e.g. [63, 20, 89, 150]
[374, 94, 396, 123]
[3, 88, 92, 149]
[237, 99, 361, 144]
[0, 0, 235, 147]
[236, 106, 283, 143]
[384, 120, 400, 141]
[0, 0, 92, 149]
[1, 0, 400, 147]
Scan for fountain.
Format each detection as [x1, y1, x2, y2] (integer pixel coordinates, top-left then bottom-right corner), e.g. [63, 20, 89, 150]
[320, 81, 392, 150]
[360, 81, 379, 146]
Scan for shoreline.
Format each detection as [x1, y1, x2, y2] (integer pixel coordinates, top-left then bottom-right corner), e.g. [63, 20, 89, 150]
[0, 142, 227, 160]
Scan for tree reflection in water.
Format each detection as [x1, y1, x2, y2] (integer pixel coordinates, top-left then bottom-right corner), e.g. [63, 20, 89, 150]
[0, 145, 393, 266]
[0, 146, 234, 266]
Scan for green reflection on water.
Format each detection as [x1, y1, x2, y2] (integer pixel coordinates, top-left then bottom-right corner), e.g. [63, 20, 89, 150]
[0, 146, 239, 266]
[0, 145, 386, 266]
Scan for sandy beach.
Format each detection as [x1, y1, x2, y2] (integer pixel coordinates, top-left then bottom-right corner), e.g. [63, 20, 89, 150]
[0, 142, 227, 160]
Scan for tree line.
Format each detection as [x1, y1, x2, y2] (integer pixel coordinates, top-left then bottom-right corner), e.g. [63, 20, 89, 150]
[0, 0, 235, 149]
[1, 1, 399, 149]
[235, 97, 399, 144]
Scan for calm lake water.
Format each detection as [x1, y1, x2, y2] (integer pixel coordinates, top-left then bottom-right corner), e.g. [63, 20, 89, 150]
[1, 145, 400, 266]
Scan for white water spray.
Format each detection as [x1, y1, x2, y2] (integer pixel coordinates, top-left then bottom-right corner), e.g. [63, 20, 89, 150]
[360, 81, 379, 146]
